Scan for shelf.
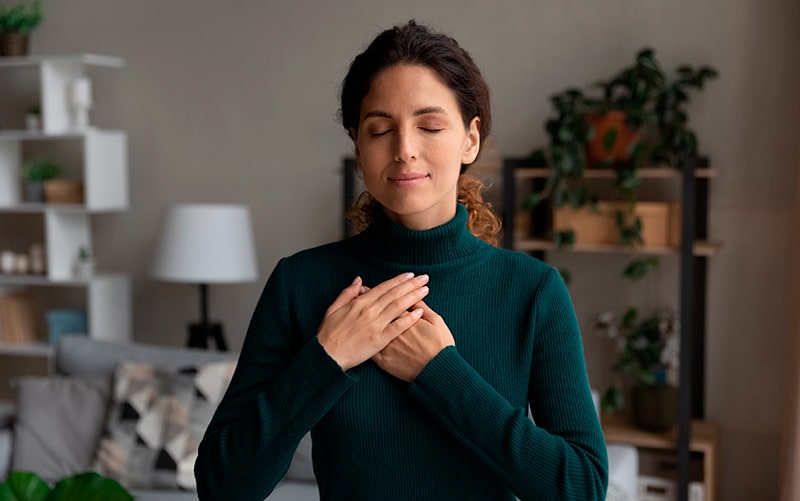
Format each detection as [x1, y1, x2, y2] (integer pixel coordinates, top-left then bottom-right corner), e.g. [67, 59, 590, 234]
[0, 203, 122, 214]
[514, 167, 719, 179]
[0, 342, 52, 357]
[0, 129, 124, 140]
[512, 237, 722, 256]
[0, 54, 125, 69]
[602, 415, 718, 452]
[0, 272, 125, 287]
[602, 416, 719, 501]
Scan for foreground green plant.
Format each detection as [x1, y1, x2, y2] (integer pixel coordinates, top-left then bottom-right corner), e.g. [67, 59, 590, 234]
[0, 471, 132, 501]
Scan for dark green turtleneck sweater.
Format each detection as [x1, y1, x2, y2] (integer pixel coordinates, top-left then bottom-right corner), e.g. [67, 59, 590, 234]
[195, 204, 608, 500]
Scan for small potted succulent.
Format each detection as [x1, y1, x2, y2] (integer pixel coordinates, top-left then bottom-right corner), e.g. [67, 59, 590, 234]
[596, 306, 680, 431]
[0, 471, 133, 500]
[0, 1, 43, 57]
[21, 158, 61, 202]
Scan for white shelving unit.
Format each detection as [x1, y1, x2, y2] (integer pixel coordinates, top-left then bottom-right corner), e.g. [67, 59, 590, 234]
[0, 54, 130, 355]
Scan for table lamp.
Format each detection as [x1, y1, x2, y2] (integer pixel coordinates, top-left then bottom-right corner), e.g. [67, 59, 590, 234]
[151, 204, 258, 350]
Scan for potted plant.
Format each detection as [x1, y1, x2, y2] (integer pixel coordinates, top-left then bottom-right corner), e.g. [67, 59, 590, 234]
[596, 306, 680, 431]
[25, 103, 40, 130]
[0, 0, 43, 57]
[525, 48, 717, 279]
[21, 158, 61, 202]
[0, 471, 133, 500]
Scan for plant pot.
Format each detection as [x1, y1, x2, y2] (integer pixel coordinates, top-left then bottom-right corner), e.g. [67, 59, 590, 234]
[632, 383, 678, 432]
[24, 181, 45, 202]
[585, 111, 641, 167]
[0, 32, 29, 57]
[44, 179, 84, 204]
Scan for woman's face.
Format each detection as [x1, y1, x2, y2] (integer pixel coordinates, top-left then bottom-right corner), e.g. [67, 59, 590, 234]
[353, 64, 480, 230]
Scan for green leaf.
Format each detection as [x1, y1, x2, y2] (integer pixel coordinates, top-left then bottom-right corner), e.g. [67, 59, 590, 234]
[554, 229, 575, 248]
[0, 471, 50, 501]
[601, 385, 624, 414]
[622, 257, 660, 280]
[601, 127, 618, 152]
[49, 472, 133, 501]
[523, 192, 543, 209]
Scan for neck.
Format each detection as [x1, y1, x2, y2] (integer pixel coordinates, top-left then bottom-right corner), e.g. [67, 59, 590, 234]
[357, 203, 485, 267]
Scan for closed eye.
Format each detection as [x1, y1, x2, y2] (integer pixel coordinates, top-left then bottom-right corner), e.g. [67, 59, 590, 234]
[370, 130, 393, 137]
[420, 128, 444, 133]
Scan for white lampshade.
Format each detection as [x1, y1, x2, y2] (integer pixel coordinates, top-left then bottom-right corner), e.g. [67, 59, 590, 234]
[151, 204, 259, 283]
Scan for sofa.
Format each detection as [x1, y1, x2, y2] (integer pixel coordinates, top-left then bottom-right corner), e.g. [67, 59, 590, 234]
[0, 335, 637, 500]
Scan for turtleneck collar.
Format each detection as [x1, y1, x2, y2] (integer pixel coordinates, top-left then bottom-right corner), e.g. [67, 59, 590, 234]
[357, 203, 485, 266]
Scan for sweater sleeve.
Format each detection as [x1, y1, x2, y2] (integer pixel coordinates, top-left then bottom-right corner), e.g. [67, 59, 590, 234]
[195, 258, 356, 500]
[408, 267, 608, 501]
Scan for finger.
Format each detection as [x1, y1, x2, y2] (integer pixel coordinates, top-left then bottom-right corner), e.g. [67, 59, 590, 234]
[384, 307, 424, 338]
[409, 300, 438, 320]
[361, 272, 418, 298]
[364, 273, 429, 314]
[325, 276, 363, 316]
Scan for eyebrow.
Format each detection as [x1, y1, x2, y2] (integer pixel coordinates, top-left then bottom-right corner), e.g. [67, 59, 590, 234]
[363, 106, 448, 120]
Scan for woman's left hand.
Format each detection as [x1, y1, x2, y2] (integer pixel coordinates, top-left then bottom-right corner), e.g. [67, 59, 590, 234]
[372, 300, 455, 382]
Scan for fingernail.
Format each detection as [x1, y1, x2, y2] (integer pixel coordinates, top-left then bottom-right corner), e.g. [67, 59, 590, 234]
[412, 308, 423, 316]
[417, 274, 429, 283]
[352, 276, 361, 285]
[420, 286, 429, 294]
[404, 272, 415, 279]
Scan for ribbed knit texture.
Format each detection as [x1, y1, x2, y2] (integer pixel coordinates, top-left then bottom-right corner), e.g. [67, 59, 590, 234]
[195, 204, 608, 500]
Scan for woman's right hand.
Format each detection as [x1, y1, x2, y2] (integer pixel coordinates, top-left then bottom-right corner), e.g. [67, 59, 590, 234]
[317, 273, 429, 371]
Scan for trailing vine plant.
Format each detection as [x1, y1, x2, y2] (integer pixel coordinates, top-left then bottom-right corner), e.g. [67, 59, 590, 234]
[525, 48, 717, 281]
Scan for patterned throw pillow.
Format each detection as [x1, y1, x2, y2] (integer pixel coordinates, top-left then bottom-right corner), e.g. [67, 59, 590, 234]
[91, 360, 236, 490]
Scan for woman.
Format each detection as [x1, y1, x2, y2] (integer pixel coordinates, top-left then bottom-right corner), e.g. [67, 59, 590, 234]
[196, 20, 607, 500]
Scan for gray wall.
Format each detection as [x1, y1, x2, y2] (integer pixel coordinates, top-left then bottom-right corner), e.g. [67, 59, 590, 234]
[10, 0, 800, 498]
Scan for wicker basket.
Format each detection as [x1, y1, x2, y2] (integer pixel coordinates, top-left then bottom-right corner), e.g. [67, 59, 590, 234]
[44, 180, 84, 204]
[0, 33, 29, 57]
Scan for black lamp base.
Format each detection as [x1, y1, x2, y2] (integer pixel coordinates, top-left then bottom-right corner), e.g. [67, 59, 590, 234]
[187, 322, 227, 351]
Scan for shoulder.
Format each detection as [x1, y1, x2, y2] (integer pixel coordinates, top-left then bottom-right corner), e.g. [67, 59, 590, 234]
[275, 236, 361, 276]
[481, 245, 560, 283]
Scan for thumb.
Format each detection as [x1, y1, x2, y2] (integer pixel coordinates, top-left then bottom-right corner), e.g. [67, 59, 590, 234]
[325, 276, 363, 316]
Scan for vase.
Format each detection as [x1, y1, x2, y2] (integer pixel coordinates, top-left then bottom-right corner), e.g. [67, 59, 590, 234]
[632, 383, 678, 432]
[25, 181, 45, 202]
[0, 32, 29, 57]
[585, 111, 641, 167]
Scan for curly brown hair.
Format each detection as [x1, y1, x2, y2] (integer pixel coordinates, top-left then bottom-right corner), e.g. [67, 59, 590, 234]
[340, 20, 501, 245]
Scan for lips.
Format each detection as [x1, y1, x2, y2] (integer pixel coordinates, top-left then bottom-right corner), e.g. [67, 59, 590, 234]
[388, 173, 429, 188]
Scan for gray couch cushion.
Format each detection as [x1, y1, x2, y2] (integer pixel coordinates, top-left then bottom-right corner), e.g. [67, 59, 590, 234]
[10, 376, 110, 482]
[55, 335, 237, 377]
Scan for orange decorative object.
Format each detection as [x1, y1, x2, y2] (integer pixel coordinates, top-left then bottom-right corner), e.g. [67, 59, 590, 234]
[585, 111, 641, 167]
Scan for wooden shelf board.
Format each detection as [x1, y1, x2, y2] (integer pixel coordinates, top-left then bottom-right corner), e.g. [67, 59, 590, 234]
[602, 415, 719, 454]
[514, 167, 719, 179]
[512, 237, 722, 256]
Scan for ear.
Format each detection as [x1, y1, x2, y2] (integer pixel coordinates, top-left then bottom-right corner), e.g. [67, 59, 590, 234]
[350, 127, 362, 170]
[461, 117, 481, 165]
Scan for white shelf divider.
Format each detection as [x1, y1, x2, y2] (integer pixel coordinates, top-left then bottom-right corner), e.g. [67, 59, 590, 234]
[45, 210, 90, 280]
[88, 274, 131, 342]
[85, 130, 128, 210]
[0, 140, 21, 206]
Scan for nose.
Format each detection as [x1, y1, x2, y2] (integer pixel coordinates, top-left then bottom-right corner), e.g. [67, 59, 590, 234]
[394, 127, 418, 163]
